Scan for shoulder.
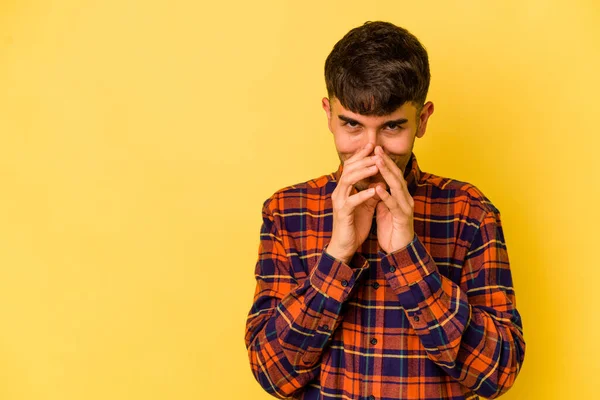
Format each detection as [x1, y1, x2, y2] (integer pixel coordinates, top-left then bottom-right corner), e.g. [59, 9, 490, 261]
[261, 171, 334, 215]
[419, 170, 501, 219]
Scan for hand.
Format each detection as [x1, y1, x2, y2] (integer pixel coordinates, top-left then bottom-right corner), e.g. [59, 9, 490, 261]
[327, 143, 380, 263]
[372, 146, 415, 253]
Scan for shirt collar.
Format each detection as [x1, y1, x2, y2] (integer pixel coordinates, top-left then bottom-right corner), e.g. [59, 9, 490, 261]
[332, 152, 421, 197]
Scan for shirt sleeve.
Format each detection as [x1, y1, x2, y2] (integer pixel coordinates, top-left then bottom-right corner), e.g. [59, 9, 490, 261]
[381, 210, 526, 399]
[245, 197, 369, 398]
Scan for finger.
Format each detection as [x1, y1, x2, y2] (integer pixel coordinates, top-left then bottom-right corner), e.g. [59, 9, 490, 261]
[375, 146, 405, 181]
[375, 185, 404, 217]
[398, 175, 415, 208]
[374, 147, 415, 208]
[344, 164, 379, 197]
[375, 148, 414, 210]
[368, 182, 386, 201]
[376, 155, 413, 213]
[345, 142, 375, 165]
[343, 154, 377, 173]
[374, 174, 412, 215]
[374, 153, 403, 194]
[344, 187, 377, 210]
[337, 163, 379, 198]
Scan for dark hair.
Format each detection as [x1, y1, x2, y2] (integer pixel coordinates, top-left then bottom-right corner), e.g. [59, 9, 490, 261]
[324, 21, 430, 116]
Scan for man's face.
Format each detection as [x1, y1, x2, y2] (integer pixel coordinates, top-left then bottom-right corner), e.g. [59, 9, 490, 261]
[322, 96, 434, 191]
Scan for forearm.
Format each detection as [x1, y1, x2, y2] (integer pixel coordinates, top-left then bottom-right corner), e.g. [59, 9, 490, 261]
[246, 248, 369, 397]
[382, 235, 525, 398]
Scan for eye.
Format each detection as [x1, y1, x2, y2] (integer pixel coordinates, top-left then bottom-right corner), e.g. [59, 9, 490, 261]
[385, 123, 402, 130]
[341, 121, 360, 130]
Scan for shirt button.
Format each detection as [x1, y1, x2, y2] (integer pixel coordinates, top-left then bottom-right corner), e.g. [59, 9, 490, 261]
[414, 316, 420, 322]
[389, 266, 396, 273]
[370, 338, 378, 345]
[368, 396, 376, 400]
[372, 282, 380, 289]
[341, 280, 348, 287]
[322, 324, 329, 331]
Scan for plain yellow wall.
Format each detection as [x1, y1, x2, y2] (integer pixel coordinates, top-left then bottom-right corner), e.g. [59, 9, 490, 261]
[1, 1, 598, 399]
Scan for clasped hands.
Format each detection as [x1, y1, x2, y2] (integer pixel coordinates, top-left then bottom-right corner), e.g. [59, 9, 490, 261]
[327, 142, 415, 264]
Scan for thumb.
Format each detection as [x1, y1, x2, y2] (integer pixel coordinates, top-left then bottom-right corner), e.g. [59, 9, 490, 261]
[363, 196, 380, 212]
[368, 182, 386, 200]
[376, 201, 388, 217]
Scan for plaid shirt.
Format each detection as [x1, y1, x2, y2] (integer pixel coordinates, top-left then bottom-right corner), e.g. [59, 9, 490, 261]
[245, 153, 525, 400]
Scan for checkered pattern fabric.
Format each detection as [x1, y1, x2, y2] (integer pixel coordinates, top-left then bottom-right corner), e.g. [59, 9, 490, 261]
[245, 153, 525, 399]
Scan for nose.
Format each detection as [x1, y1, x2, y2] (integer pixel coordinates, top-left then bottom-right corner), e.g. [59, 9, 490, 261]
[365, 130, 383, 153]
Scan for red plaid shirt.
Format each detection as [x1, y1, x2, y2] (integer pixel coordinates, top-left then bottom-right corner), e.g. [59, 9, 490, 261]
[245, 153, 525, 399]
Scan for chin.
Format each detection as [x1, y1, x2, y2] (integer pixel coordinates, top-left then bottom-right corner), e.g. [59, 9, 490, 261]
[354, 182, 370, 191]
[355, 177, 387, 192]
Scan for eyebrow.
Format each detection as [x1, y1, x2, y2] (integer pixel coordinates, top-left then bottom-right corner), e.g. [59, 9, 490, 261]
[338, 114, 408, 127]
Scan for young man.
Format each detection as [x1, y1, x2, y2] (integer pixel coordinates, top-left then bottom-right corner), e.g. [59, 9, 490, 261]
[245, 21, 525, 400]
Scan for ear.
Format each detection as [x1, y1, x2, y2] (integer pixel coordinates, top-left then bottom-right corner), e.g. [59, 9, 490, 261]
[416, 101, 434, 138]
[322, 97, 333, 133]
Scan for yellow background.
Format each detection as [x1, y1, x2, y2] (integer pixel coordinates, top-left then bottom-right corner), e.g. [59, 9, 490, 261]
[1, 1, 598, 399]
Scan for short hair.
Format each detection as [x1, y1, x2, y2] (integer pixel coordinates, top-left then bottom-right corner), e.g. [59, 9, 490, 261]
[324, 21, 430, 116]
